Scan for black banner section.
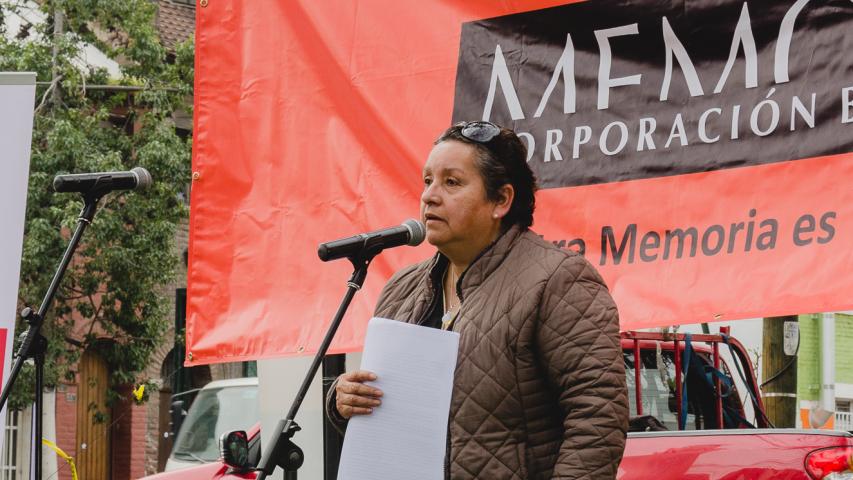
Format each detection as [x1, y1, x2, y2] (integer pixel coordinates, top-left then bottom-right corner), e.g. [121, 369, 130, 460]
[451, 0, 853, 189]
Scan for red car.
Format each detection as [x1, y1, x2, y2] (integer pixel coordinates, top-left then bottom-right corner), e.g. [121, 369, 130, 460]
[144, 330, 853, 480]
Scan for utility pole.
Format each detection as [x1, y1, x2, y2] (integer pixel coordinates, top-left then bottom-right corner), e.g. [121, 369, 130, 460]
[761, 315, 798, 427]
[51, 1, 64, 109]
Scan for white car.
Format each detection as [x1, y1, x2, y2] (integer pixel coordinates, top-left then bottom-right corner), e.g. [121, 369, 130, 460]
[165, 377, 259, 472]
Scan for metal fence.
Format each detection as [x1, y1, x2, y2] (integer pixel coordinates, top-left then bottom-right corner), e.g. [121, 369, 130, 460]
[837, 411, 853, 432]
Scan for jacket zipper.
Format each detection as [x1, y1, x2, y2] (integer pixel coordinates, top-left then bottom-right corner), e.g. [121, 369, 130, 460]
[415, 256, 443, 326]
[415, 289, 438, 326]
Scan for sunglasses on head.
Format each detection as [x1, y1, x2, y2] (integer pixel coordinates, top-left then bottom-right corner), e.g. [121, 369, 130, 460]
[459, 121, 501, 144]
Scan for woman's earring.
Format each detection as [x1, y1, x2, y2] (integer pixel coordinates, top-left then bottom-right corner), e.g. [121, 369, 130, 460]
[493, 213, 499, 219]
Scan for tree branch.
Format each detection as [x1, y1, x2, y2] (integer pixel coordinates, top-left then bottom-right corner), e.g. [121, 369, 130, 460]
[34, 75, 63, 114]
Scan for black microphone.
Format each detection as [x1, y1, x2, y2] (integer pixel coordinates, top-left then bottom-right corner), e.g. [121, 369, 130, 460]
[53, 167, 153, 195]
[318, 219, 426, 261]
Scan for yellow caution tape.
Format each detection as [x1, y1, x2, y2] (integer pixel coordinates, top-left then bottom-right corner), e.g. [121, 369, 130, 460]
[42, 438, 79, 480]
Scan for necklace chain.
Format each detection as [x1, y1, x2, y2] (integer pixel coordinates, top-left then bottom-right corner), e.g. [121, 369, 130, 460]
[444, 266, 458, 314]
[442, 266, 460, 331]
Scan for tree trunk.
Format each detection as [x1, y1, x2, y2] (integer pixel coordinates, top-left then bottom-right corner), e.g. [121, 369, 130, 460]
[51, 4, 64, 108]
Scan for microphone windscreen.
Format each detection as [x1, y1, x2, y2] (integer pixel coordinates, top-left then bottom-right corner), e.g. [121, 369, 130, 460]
[403, 219, 426, 246]
[132, 167, 153, 190]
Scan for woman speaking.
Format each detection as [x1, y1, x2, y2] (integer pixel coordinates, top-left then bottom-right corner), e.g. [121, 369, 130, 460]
[327, 122, 628, 479]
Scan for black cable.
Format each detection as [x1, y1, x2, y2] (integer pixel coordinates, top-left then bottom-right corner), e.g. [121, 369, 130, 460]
[760, 334, 799, 388]
[722, 335, 775, 428]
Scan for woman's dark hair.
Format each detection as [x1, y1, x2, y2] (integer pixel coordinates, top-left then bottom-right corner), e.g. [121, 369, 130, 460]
[435, 122, 538, 231]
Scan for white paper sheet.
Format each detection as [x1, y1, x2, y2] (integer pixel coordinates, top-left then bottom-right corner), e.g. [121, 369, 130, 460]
[338, 317, 460, 480]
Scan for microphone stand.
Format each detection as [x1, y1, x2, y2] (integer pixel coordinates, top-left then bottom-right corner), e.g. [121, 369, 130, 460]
[255, 246, 381, 480]
[0, 194, 102, 480]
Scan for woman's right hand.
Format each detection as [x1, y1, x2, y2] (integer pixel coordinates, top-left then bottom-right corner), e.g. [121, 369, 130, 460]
[335, 370, 383, 419]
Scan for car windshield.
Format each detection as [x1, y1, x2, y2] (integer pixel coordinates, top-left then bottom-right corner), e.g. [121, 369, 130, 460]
[171, 384, 259, 462]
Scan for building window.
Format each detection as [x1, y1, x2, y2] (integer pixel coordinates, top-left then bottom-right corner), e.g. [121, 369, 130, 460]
[1, 410, 21, 480]
[242, 361, 257, 378]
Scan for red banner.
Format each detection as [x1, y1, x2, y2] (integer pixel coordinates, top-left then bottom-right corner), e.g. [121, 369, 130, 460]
[187, 0, 853, 365]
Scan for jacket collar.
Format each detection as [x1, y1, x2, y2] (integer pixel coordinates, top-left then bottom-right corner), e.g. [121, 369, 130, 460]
[428, 225, 525, 302]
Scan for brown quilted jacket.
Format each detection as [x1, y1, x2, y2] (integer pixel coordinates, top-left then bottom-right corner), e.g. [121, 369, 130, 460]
[328, 226, 628, 479]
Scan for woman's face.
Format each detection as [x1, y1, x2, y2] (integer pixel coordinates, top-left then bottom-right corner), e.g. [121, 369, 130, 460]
[420, 140, 506, 254]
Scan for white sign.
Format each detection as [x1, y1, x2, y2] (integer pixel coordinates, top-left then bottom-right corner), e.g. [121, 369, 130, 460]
[783, 321, 800, 356]
[0, 72, 36, 454]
